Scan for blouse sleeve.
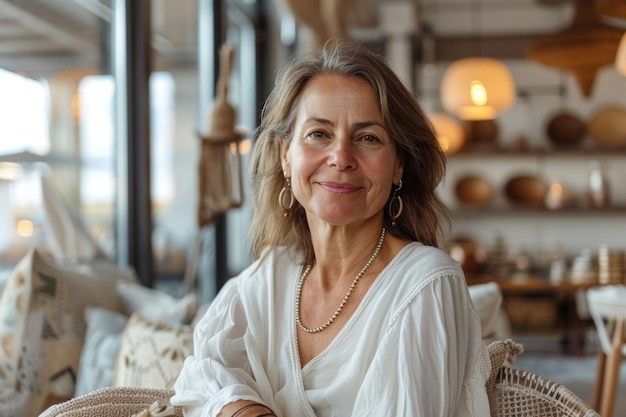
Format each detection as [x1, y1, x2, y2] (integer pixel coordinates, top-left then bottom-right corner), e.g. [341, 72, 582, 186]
[352, 266, 491, 417]
[171, 277, 265, 417]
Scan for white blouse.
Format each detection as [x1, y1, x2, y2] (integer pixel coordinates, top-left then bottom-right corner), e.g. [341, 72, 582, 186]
[171, 242, 491, 417]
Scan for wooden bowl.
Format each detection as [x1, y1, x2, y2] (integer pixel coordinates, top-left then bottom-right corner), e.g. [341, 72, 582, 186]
[504, 175, 547, 207]
[546, 112, 586, 147]
[588, 106, 626, 149]
[455, 175, 493, 206]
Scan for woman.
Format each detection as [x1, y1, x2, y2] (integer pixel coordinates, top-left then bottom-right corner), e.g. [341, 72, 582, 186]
[172, 41, 490, 417]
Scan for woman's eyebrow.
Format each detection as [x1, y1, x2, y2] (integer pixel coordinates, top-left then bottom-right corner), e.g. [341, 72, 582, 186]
[302, 117, 333, 126]
[302, 118, 385, 130]
[353, 120, 386, 130]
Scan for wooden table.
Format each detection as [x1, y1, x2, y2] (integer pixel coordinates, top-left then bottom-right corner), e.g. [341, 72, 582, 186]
[467, 274, 602, 356]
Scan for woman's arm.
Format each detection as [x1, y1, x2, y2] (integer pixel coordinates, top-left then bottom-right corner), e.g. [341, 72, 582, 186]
[172, 277, 269, 416]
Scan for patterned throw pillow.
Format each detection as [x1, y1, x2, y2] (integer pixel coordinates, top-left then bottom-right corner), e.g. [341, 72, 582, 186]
[0, 248, 137, 417]
[113, 313, 194, 390]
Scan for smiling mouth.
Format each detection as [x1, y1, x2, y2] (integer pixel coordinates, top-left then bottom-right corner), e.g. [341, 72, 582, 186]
[318, 182, 361, 194]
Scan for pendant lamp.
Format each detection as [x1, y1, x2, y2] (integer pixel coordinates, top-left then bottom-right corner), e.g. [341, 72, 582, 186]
[526, 0, 623, 96]
[596, 0, 626, 22]
[429, 112, 466, 154]
[617, 32, 626, 76]
[595, 0, 626, 76]
[440, 57, 516, 121]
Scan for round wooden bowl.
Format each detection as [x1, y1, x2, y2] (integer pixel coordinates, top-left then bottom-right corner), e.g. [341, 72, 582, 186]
[504, 175, 547, 207]
[546, 112, 586, 147]
[588, 106, 626, 149]
[455, 175, 493, 206]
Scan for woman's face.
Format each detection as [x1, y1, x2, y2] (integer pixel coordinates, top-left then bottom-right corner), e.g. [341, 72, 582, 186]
[281, 73, 403, 227]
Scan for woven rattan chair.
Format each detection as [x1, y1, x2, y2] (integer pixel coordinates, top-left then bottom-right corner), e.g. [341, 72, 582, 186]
[487, 339, 599, 417]
[38, 387, 182, 417]
[39, 341, 597, 417]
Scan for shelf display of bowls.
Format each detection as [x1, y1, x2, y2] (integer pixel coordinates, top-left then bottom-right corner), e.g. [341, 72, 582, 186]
[588, 106, 626, 149]
[504, 174, 547, 207]
[454, 175, 493, 206]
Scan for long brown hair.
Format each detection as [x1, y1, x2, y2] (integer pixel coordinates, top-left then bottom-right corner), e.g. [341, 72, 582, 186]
[249, 40, 449, 265]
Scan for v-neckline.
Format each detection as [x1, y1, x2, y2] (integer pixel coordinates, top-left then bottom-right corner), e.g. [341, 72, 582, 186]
[285, 243, 419, 415]
[290, 244, 414, 373]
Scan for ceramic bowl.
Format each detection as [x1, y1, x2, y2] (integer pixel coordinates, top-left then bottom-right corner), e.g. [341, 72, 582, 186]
[504, 175, 547, 207]
[454, 175, 493, 206]
[546, 111, 586, 147]
[588, 106, 626, 149]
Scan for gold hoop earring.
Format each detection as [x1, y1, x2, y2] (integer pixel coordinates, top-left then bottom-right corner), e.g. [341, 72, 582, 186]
[388, 180, 403, 227]
[279, 177, 295, 217]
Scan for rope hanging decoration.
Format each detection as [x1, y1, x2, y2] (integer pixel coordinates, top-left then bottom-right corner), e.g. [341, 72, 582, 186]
[197, 43, 244, 227]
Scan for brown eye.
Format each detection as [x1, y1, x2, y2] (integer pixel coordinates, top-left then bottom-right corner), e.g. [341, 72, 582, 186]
[360, 134, 380, 143]
[309, 131, 327, 139]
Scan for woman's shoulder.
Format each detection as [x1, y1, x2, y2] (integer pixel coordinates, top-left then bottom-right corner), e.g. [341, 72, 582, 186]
[380, 242, 466, 303]
[381, 242, 470, 320]
[393, 241, 462, 276]
[233, 246, 301, 290]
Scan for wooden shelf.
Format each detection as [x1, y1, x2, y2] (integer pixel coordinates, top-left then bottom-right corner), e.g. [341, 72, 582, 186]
[466, 274, 601, 294]
[451, 205, 626, 218]
[448, 146, 626, 158]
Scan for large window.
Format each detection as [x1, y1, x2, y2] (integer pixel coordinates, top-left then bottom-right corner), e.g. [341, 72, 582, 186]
[0, 70, 50, 271]
[0, 0, 269, 301]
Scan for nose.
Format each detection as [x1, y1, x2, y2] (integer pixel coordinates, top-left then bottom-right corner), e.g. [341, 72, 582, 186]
[327, 137, 356, 170]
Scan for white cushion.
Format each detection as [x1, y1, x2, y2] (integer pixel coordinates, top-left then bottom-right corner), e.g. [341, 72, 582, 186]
[116, 281, 198, 326]
[74, 307, 128, 397]
[468, 282, 503, 339]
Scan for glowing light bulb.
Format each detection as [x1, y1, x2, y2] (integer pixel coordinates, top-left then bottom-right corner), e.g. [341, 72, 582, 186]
[550, 182, 563, 197]
[470, 80, 487, 106]
[229, 138, 252, 155]
[16, 219, 34, 237]
[440, 57, 516, 120]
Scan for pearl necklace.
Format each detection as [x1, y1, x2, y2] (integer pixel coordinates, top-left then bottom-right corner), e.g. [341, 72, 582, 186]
[295, 228, 386, 334]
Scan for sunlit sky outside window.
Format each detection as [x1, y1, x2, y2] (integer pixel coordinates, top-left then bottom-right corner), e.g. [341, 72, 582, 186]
[79, 75, 116, 205]
[0, 68, 49, 154]
[149, 71, 175, 206]
[0, 69, 49, 210]
[1, 68, 174, 233]
[78, 72, 175, 206]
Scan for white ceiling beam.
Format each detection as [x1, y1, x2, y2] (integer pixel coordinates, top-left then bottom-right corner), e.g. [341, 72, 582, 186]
[70, 0, 112, 23]
[0, 0, 96, 53]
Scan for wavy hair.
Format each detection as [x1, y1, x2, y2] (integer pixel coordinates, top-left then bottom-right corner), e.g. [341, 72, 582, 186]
[249, 40, 449, 265]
